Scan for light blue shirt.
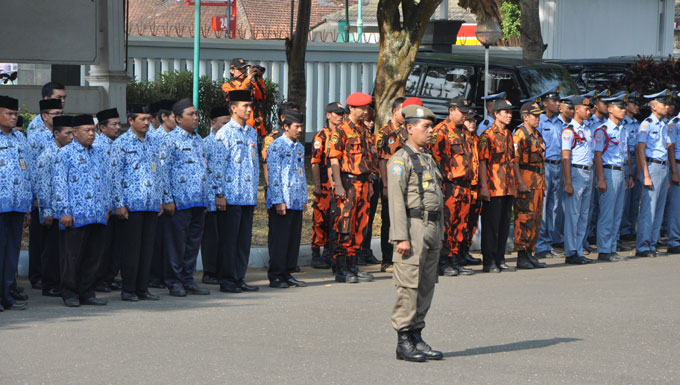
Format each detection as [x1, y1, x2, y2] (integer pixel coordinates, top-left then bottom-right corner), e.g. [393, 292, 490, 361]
[561, 120, 593, 167]
[110, 129, 164, 213]
[638, 114, 671, 162]
[539, 114, 564, 161]
[266, 135, 307, 211]
[593, 119, 628, 167]
[34, 142, 60, 222]
[669, 114, 680, 160]
[52, 141, 110, 229]
[0, 129, 32, 213]
[160, 128, 208, 210]
[623, 115, 639, 153]
[213, 119, 259, 206]
[476, 116, 494, 136]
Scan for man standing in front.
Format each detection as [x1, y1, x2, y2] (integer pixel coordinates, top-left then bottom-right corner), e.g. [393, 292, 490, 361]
[387, 104, 443, 362]
[213, 90, 260, 293]
[53, 114, 110, 307]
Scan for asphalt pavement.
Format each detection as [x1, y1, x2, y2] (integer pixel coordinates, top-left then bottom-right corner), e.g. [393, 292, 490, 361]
[1, 251, 679, 385]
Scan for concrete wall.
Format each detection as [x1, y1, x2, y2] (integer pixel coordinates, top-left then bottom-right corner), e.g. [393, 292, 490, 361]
[0, 85, 106, 115]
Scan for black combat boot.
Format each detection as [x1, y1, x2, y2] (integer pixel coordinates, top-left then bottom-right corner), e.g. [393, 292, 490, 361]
[311, 247, 330, 269]
[396, 331, 426, 362]
[364, 248, 381, 265]
[453, 254, 474, 275]
[349, 255, 374, 282]
[461, 246, 482, 266]
[527, 251, 546, 268]
[411, 328, 443, 360]
[356, 249, 367, 266]
[516, 251, 534, 269]
[334, 250, 358, 283]
[438, 257, 458, 277]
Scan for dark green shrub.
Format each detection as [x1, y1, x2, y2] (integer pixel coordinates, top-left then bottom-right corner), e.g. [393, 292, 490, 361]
[620, 55, 680, 94]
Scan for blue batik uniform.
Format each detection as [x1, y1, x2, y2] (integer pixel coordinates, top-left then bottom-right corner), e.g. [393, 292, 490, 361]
[160, 128, 207, 210]
[476, 116, 494, 136]
[52, 141, 110, 230]
[536, 113, 565, 254]
[93, 133, 114, 154]
[0, 130, 32, 214]
[636, 114, 672, 253]
[110, 130, 163, 213]
[26, 124, 53, 198]
[620, 115, 641, 238]
[266, 135, 308, 210]
[593, 119, 628, 254]
[34, 142, 60, 223]
[213, 119, 259, 206]
[203, 132, 219, 213]
[561, 120, 593, 258]
[27, 114, 45, 132]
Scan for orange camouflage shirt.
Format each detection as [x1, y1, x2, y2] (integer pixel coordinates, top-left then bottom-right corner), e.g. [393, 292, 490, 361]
[479, 123, 517, 197]
[311, 127, 333, 170]
[260, 128, 283, 162]
[431, 119, 475, 182]
[467, 133, 480, 187]
[513, 125, 546, 190]
[328, 120, 376, 175]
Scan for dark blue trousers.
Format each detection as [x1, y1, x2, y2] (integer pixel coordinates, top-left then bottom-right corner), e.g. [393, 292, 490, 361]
[164, 207, 205, 287]
[28, 208, 46, 285]
[41, 221, 61, 291]
[267, 208, 302, 282]
[0, 212, 24, 307]
[218, 205, 254, 288]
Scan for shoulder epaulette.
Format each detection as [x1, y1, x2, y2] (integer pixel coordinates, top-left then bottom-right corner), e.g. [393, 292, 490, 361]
[645, 118, 653, 123]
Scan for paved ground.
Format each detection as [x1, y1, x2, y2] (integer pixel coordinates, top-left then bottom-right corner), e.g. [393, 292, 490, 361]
[1, 251, 679, 385]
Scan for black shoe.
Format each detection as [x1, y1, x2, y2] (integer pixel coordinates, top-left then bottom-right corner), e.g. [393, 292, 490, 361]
[668, 246, 680, 254]
[396, 331, 426, 362]
[239, 282, 259, 292]
[136, 291, 160, 300]
[5, 302, 28, 310]
[10, 287, 28, 301]
[439, 265, 459, 277]
[168, 283, 187, 297]
[482, 265, 501, 273]
[498, 263, 516, 272]
[583, 244, 595, 253]
[620, 234, 636, 241]
[410, 329, 443, 360]
[311, 248, 331, 269]
[335, 268, 359, 283]
[527, 253, 546, 268]
[81, 297, 108, 306]
[31, 281, 43, 290]
[94, 282, 111, 293]
[286, 276, 307, 287]
[587, 236, 597, 246]
[552, 242, 564, 249]
[634, 250, 655, 258]
[121, 291, 139, 302]
[184, 283, 210, 295]
[582, 256, 595, 264]
[463, 253, 482, 266]
[148, 280, 167, 289]
[364, 252, 381, 265]
[597, 253, 620, 262]
[380, 263, 394, 272]
[42, 288, 62, 297]
[617, 242, 633, 252]
[516, 252, 534, 269]
[109, 279, 122, 291]
[454, 265, 474, 275]
[269, 278, 290, 288]
[202, 275, 220, 285]
[565, 256, 588, 265]
[219, 284, 242, 293]
[356, 253, 367, 266]
[63, 297, 80, 307]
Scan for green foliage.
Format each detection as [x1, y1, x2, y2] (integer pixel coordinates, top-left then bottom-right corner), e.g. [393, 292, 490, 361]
[620, 55, 680, 94]
[127, 71, 280, 137]
[18, 105, 35, 134]
[500, 1, 521, 40]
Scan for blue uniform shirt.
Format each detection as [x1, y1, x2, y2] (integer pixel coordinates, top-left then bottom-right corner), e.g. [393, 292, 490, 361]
[203, 132, 218, 212]
[26, 124, 53, 198]
[160, 128, 208, 210]
[477, 116, 494, 136]
[213, 119, 259, 206]
[561, 120, 593, 167]
[266, 135, 308, 211]
[52, 141, 110, 230]
[0, 129, 32, 213]
[34, 142, 60, 222]
[638, 114, 671, 162]
[27, 114, 45, 132]
[93, 133, 114, 154]
[669, 114, 680, 160]
[539, 114, 564, 161]
[594, 119, 628, 167]
[623, 116, 639, 153]
[110, 129, 164, 213]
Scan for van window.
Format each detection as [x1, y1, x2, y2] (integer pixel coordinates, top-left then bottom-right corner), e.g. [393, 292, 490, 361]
[519, 67, 579, 97]
[405, 64, 424, 95]
[581, 71, 624, 93]
[476, 70, 522, 106]
[420, 65, 472, 100]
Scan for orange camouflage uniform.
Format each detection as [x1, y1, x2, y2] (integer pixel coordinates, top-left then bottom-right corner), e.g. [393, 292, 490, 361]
[310, 127, 334, 249]
[465, 133, 481, 253]
[222, 74, 267, 137]
[431, 119, 477, 258]
[478, 123, 517, 197]
[512, 125, 546, 252]
[377, 121, 407, 160]
[328, 120, 377, 258]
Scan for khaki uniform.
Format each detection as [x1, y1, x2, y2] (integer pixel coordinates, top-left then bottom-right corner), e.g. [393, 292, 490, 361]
[387, 142, 444, 332]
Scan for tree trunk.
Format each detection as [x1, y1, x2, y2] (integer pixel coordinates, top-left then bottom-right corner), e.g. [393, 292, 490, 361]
[457, 0, 502, 21]
[285, 0, 311, 114]
[374, 0, 442, 128]
[520, 0, 546, 60]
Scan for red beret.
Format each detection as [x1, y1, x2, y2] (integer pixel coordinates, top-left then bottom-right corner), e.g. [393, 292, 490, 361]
[402, 97, 423, 107]
[345, 92, 372, 107]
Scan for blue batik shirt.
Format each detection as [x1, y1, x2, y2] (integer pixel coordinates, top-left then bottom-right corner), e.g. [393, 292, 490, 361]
[203, 132, 219, 212]
[266, 135, 307, 211]
[476, 116, 494, 136]
[539, 114, 563, 161]
[594, 119, 628, 167]
[27, 124, 53, 198]
[213, 119, 259, 206]
[638, 114, 671, 162]
[27, 114, 45, 132]
[93, 133, 114, 154]
[623, 116, 639, 153]
[34, 142, 60, 222]
[561, 119, 593, 167]
[110, 129, 164, 213]
[0, 129, 32, 213]
[52, 141, 110, 229]
[160, 128, 207, 210]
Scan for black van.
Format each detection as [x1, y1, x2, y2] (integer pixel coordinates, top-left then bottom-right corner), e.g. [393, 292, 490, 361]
[405, 51, 580, 122]
[545, 58, 636, 93]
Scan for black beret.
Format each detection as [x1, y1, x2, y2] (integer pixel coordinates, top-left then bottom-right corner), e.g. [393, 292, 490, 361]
[0, 95, 19, 110]
[39, 98, 62, 111]
[227, 90, 252, 102]
[96, 108, 119, 122]
[283, 109, 304, 124]
[53, 115, 73, 128]
[210, 106, 230, 120]
[72, 114, 94, 127]
[127, 104, 150, 114]
[172, 98, 194, 117]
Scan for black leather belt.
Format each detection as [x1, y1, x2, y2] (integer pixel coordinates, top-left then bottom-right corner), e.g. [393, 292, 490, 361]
[646, 158, 667, 165]
[408, 209, 441, 221]
[603, 165, 624, 171]
[444, 179, 471, 188]
[572, 164, 592, 170]
[545, 160, 561, 165]
[519, 164, 545, 175]
[342, 173, 371, 182]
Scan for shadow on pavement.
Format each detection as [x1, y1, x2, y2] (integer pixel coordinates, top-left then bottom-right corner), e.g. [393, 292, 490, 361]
[443, 337, 581, 357]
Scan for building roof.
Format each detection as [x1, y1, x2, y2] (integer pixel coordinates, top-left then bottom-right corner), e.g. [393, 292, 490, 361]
[322, 0, 475, 26]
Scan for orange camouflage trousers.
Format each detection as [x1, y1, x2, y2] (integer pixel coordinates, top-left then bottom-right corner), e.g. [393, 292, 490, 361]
[311, 181, 332, 249]
[514, 188, 544, 252]
[334, 176, 370, 258]
[442, 181, 472, 257]
[465, 187, 481, 251]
